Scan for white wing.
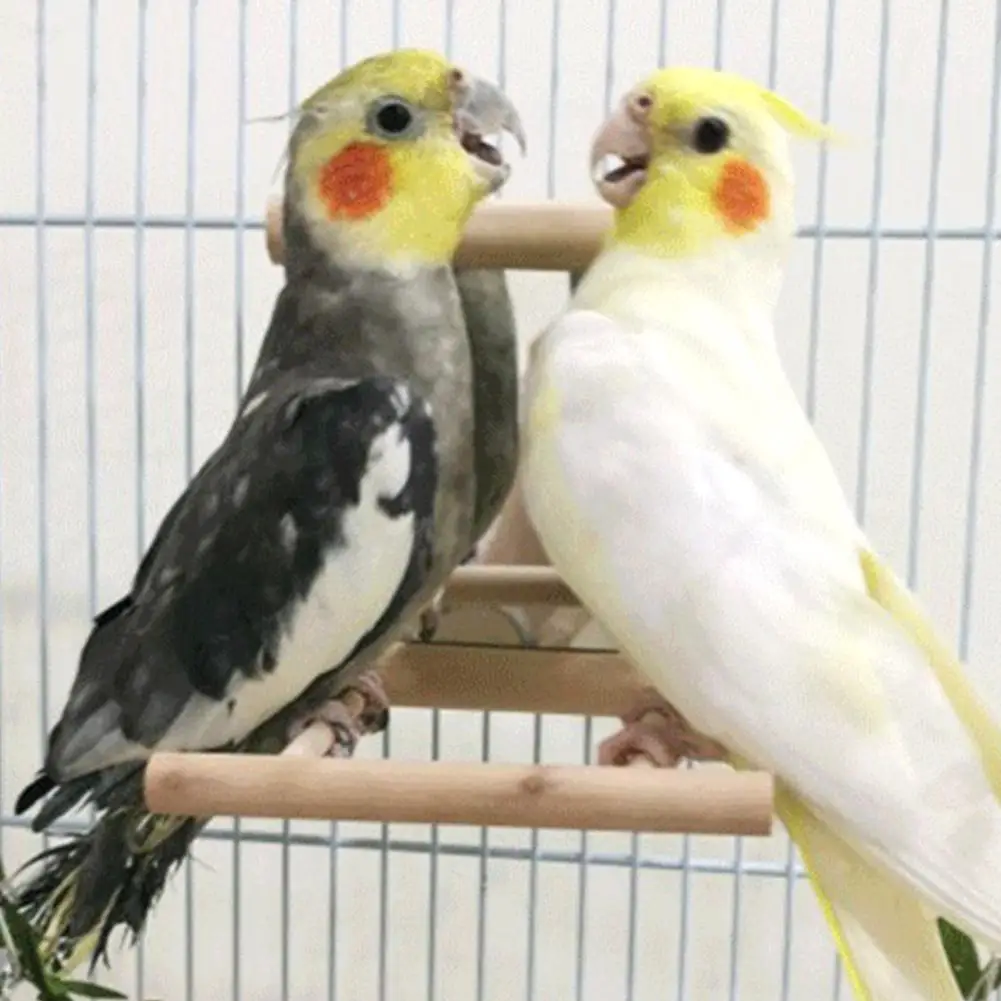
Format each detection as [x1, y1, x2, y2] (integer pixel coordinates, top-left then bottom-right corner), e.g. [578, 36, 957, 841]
[522, 308, 1001, 946]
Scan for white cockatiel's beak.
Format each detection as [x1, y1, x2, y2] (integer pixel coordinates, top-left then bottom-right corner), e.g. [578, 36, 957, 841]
[589, 93, 652, 208]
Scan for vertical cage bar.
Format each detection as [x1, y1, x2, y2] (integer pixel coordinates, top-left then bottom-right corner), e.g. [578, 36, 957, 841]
[854, 0, 892, 526]
[604, 0, 616, 110]
[474, 710, 492, 1001]
[713, 0, 725, 67]
[426, 706, 441, 1001]
[232, 2, 249, 999]
[906, 0, 951, 591]
[133, 1, 150, 993]
[767, 0, 781, 86]
[392, 0, 402, 47]
[84, 0, 99, 623]
[525, 716, 543, 1001]
[804, 0, 837, 419]
[444, 0, 455, 54]
[81, 0, 101, 898]
[958, 0, 1001, 666]
[377, 730, 391, 1001]
[657, 0, 669, 66]
[571, 289, 590, 1001]
[545, 0, 561, 200]
[183, 2, 199, 998]
[34, 0, 51, 880]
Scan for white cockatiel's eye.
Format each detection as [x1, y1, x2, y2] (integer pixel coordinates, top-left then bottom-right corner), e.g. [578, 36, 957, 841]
[690, 115, 731, 154]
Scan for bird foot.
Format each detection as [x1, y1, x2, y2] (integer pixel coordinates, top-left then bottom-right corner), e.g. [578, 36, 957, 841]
[416, 587, 447, 642]
[598, 688, 726, 767]
[340, 669, 391, 735]
[287, 670, 390, 758]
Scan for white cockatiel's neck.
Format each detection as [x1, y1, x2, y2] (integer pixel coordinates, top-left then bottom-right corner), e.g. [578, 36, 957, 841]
[543, 222, 864, 555]
[573, 225, 790, 343]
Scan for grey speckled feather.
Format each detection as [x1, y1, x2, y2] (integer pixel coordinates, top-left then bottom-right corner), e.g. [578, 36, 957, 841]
[42, 372, 439, 778]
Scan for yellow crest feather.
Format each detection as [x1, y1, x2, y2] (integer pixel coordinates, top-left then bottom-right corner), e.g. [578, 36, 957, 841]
[756, 86, 846, 144]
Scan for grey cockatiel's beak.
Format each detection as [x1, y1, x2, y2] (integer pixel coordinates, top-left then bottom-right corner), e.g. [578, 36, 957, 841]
[451, 72, 527, 193]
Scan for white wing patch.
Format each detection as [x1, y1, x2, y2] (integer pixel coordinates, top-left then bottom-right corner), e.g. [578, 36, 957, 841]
[162, 420, 416, 751]
[241, 390, 268, 419]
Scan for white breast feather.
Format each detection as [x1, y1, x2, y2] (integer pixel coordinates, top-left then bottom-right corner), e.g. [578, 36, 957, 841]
[163, 421, 416, 750]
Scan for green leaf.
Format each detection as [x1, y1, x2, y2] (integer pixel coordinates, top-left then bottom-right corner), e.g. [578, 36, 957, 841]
[939, 918, 984, 997]
[36, 980, 71, 1001]
[0, 891, 56, 999]
[57, 979, 128, 999]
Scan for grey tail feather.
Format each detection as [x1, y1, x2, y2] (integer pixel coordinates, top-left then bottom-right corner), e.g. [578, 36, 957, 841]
[10, 763, 204, 974]
[9, 664, 356, 978]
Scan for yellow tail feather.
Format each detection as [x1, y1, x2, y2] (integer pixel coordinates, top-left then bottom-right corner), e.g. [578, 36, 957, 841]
[777, 785, 962, 1000]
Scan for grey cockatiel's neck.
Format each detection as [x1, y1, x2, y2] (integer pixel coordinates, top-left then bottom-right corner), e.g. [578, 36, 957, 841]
[249, 212, 476, 597]
[251, 208, 466, 400]
[271, 194, 520, 560]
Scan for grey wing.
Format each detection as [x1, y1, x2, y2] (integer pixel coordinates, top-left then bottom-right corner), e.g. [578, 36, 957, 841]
[43, 374, 437, 781]
[454, 267, 520, 543]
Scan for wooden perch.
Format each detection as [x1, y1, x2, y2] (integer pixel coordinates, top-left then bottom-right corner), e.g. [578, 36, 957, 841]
[144, 753, 773, 835]
[146, 563, 775, 838]
[442, 564, 578, 606]
[265, 198, 612, 272]
[379, 644, 636, 716]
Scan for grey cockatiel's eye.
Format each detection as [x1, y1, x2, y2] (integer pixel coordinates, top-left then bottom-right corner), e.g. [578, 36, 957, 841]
[365, 95, 426, 141]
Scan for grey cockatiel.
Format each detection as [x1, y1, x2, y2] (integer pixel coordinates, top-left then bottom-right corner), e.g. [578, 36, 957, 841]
[8, 47, 524, 978]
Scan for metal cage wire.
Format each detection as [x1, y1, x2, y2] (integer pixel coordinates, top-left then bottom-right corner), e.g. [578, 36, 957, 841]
[2, 0, 1001, 999]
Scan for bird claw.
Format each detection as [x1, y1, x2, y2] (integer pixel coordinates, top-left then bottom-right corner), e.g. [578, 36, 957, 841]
[598, 688, 726, 767]
[287, 670, 390, 758]
[416, 588, 447, 642]
[341, 670, 391, 736]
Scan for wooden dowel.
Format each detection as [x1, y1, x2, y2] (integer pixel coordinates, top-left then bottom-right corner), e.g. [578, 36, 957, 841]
[283, 720, 336, 757]
[265, 198, 611, 272]
[443, 565, 578, 606]
[379, 644, 640, 717]
[144, 753, 773, 835]
[452, 201, 611, 271]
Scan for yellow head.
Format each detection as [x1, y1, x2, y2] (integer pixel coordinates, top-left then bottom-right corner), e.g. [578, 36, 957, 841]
[590, 66, 836, 259]
[286, 49, 525, 270]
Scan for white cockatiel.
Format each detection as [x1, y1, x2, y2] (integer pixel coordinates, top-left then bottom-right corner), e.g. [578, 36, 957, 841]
[520, 66, 1001, 999]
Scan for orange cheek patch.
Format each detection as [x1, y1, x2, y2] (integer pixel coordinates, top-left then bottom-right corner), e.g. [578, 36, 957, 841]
[713, 158, 770, 232]
[318, 142, 393, 220]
